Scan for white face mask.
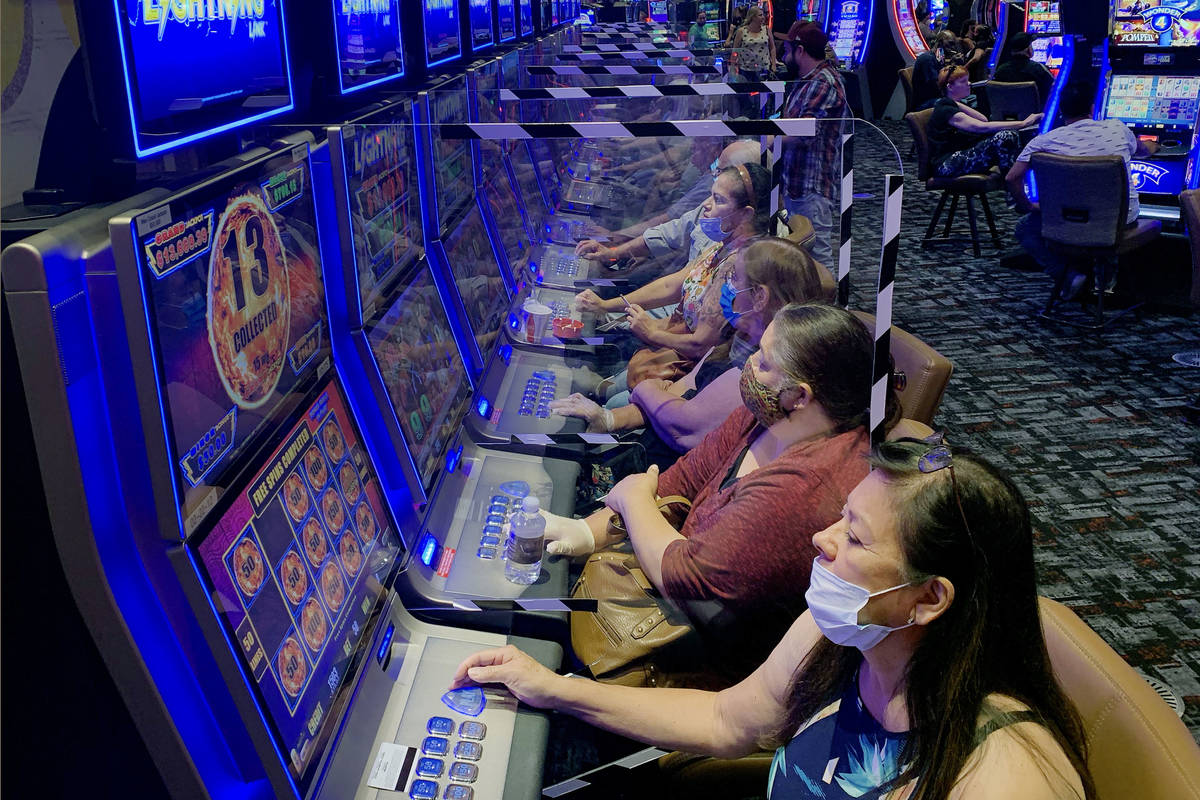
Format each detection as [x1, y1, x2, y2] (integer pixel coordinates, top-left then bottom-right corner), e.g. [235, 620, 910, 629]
[805, 557, 917, 651]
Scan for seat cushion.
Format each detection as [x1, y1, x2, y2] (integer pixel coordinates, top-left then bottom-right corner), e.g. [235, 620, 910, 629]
[926, 171, 1003, 193]
[1116, 218, 1163, 253]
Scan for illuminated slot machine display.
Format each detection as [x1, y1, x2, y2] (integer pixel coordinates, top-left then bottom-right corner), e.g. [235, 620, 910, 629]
[423, 0, 462, 66]
[333, 0, 406, 94]
[887, 0, 931, 63]
[109, 0, 294, 157]
[471, 0, 496, 50]
[499, 0, 518, 41]
[2, 135, 560, 798]
[822, 0, 874, 69]
[700, 0, 724, 40]
[1099, 0, 1200, 221]
[519, 0, 535, 36]
[649, 0, 671, 22]
[1022, 0, 1071, 127]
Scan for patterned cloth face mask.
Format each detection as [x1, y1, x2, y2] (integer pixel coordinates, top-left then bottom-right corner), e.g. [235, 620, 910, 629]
[739, 360, 793, 428]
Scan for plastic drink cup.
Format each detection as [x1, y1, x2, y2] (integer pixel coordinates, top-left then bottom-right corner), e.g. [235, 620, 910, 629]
[525, 301, 552, 343]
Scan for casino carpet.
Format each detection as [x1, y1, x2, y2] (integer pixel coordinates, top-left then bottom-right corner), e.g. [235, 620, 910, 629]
[544, 118, 1200, 788]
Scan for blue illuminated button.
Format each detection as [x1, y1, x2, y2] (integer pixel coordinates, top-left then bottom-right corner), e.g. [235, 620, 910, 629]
[490, 495, 508, 505]
[444, 785, 474, 800]
[422, 737, 450, 756]
[532, 371, 556, 382]
[416, 757, 445, 778]
[410, 779, 439, 799]
[449, 762, 479, 783]
[488, 502, 508, 514]
[453, 741, 483, 761]
[483, 524, 503, 537]
[441, 686, 486, 717]
[458, 721, 487, 740]
[485, 514, 505, 526]
[476, 546, 497, 560]
[427, 717, 454, 736]
[498, 481, 530, 498]
[479, 534, 500, 548]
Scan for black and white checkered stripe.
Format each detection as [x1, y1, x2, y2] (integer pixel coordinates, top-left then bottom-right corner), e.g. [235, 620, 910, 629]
[437, 118, 816, 140]
[838, 133, 853, 308]
[583, 32, 660, 41]
[564, 42, 684, 52]
[499, 81, 785, 100]
[556, 48, 704, 60]
[525, 64, 721, 75]
[428, 597, 600, 613]
[871, 175, 904, 444]
[543, 748, 671, 798]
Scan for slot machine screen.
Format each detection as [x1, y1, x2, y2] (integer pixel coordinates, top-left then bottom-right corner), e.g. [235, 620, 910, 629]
[471, 0, 496, 48]
[520, 0, 534, 34]
[509, 141, 551, 231]
[430, 81, 474, 233]
[528, 137, 566, 202]
[1113, 0, 1200, 46]
[190, 377, 404, 795]
[1025, 0, 1061, 34]
[365, 264, 473, 497]
[484, 162, 533, 278]
[1104, 74, 1200, 129]
[828, 0, 870, 65]
[1031, 36, 1065, 73]
[500, 48, 521, 87]
[124, 143, 331, 536]
[423, 0, 462, 65]
[337, 101, 423, 318]
[333, 0, 405, 93]
[112, 0, 294, 157]
[499, 0, 518, 40]
[443, 205, 510, 353]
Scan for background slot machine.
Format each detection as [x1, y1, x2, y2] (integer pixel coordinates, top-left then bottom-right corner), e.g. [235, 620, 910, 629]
[424, 0, 464, 67]
[520, 0, 535, 37]
[499, 0, 519, 41]
[886, 0, 931, 63]
[1098, 0, 1200, 223]
[5, 138, 559, 799]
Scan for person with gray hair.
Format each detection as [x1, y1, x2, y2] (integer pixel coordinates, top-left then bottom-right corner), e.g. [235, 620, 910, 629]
[574, 139, 766, 267]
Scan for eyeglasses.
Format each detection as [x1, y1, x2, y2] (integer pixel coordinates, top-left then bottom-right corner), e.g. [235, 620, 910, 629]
[907, 432, 976, 547]
[723, 277, 755, 296]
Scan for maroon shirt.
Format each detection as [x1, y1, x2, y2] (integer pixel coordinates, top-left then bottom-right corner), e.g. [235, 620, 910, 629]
[658, 406, 870, 619]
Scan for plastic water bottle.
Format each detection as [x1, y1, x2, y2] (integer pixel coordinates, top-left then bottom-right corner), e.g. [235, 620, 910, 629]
[505, 496, 545, 585]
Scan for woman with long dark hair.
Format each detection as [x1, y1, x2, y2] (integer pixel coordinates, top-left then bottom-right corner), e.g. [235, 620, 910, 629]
[451, 438, 1095, 799]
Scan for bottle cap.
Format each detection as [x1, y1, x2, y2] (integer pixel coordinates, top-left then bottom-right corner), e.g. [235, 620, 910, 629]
[522, 495, 540, 514]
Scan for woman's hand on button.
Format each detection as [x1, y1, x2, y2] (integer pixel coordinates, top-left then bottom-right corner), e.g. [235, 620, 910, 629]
[449, 646, 567, 708]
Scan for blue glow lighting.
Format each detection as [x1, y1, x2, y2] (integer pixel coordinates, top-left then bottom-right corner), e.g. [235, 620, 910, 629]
[499, 344, 512, 364]
[419, 533, 438, 566]
[477, 397, 491, 417]
[446, 444, 463, 473]
[111, 0, 296, 158]
[376, 623, 396, 664]
[1028, 37, 1075, 203]
[424, 0, 463, 67]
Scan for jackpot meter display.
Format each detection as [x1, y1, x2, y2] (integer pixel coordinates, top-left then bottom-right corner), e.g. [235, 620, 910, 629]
[114, 143, 331, 537]
[423, 0, 462, 66]
[113, 0, 294, 157]
[333, 0, 406, 94]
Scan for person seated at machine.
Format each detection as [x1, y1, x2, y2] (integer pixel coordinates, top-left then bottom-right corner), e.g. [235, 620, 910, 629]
[928, 65, 1041, 179]
[573, 163, 774, 407]
[913, 31, 966, 110]
[916, 2, 936, 45]
[994, 32, 1054, 105]
[1007, 80, 1158, 300]
[548, 239, 825, 457]
[452, 438, 1097, 800]
[574, 139, 764, 270]
[963, 23, 995, 82]
[529, 304, 901, 679]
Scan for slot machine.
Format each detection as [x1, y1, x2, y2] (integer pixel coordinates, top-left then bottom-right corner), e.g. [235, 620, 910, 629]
[424, 0, 464, 67]
[470, 0, 498, 52]
[499, 0, 519, 42]
[519, 0, 535, 37]
[4, 136, 559, 799]
[886, 0, 931, 63]
[1099, 0, 1200, 223]
[331, 0, 407, 95]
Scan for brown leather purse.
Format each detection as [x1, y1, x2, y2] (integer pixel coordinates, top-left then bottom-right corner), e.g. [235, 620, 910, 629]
[569, 496, 722, 688]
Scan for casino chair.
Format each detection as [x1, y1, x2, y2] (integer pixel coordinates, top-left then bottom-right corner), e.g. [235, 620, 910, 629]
[1032, 153, 1162, 330]
[984, 80, 1041, 121]
[906, 108, 1004, 258]
[644, 598, 1200, 800]
[850, 311, 953, 428]
[898, 67, 916, 115]
[1183, 189, 1200, 309]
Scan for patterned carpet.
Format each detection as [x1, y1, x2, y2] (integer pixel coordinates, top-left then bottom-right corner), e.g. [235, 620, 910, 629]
[849, 119, 1200, 741]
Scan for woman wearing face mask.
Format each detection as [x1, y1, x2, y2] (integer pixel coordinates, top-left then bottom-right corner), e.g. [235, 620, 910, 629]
[528, 304, 899, 679]
[573, 164, 773, 405]
[451, 437, 1096, 800]
[549, 239, 828, 461]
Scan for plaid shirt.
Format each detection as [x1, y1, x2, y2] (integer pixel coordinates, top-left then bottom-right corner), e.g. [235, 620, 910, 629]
[780, 62, 848, 201]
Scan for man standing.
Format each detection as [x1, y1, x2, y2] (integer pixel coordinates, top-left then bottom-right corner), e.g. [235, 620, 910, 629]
[1006, 81, 1157, 299]
[994, 32, 1054, 104]
[688, 10, 710, 49]
[780, 23, 848, 269]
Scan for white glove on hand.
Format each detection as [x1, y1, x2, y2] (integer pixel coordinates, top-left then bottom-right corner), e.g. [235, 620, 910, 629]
[548, 392, 615, 432]
[539, 510, 595, 557]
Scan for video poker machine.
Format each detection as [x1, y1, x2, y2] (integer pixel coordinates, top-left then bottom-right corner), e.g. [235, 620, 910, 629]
[887, 0, 931, 63]
[1099, 0, 1200, 221]
[4, 136, 560, 799]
